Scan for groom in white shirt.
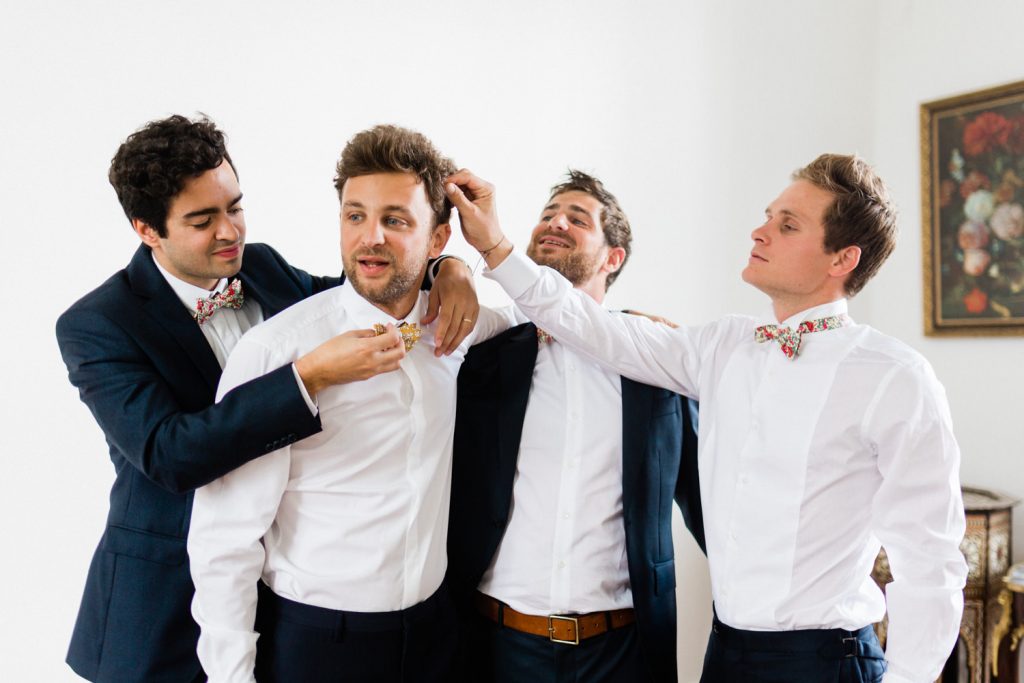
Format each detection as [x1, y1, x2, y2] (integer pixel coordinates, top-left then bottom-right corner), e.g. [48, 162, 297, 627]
[187, 125, 512, 683]
[446, 154, 969, 683]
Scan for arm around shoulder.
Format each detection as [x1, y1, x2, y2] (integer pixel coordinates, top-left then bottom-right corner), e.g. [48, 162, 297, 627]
[56, 306, 321, 494]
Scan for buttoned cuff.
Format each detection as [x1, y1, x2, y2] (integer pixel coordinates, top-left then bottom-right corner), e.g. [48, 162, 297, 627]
[484, 248, 541, 299]
[290, 363, 318, 416]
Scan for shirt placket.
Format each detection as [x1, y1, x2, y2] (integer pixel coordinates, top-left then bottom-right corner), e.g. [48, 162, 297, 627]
[399, 358, 425, 607]
[548, 344, 582, 613]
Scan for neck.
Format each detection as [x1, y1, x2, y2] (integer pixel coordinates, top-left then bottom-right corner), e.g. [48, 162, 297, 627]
[152, 250, 219, 290]
[771, 292, 844, 323]
[373, 289, 419, 321]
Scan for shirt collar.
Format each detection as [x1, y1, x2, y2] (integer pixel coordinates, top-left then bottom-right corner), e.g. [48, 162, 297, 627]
[151, 253, 230, 311]
[336, 279, 427, 330]
[757, 299, 851, 328]
[778, 299, 850, 328]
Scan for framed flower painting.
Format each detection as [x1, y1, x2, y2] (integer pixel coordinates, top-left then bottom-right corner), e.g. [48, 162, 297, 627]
[922, 80, 1024, 335]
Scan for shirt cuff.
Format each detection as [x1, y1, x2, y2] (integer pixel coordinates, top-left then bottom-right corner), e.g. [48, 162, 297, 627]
[290, 363, 318, 416]
[483, 248, 542, 299]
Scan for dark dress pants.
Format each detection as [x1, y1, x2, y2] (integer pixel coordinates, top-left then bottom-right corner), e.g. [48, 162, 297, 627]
[700, 616, 886, 683]
[253, 582, 457, 683]
[459, 609, 650, 683]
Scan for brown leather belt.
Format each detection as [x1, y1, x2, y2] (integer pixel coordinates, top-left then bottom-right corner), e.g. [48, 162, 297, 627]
[474, 592, 635, 645]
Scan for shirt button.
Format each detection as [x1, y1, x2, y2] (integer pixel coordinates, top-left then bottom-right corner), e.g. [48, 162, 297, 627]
[558, 561, 566, 569]
[563, 512, 570, 520]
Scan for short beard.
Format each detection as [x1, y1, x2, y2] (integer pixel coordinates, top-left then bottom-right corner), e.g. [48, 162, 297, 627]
[344, 247, 424, 310]
[527, 243, 601, 286]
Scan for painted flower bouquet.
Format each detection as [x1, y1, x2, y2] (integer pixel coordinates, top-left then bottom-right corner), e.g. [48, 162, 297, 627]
[937, 106, 1024, 319]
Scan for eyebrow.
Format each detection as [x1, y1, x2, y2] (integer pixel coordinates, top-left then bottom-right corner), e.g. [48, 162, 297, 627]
[543, 202, 592, 219]
[766, 207, 803, 222]
[183, 193, 243, 219]
[342, 201, 413, 216]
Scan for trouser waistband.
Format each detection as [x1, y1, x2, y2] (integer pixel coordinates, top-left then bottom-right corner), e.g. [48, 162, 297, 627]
[712, 615, 877, 658]
[257, 581, 449, 633]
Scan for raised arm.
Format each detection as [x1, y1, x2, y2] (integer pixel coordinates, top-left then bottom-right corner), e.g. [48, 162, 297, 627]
[443, 168, 704, 396]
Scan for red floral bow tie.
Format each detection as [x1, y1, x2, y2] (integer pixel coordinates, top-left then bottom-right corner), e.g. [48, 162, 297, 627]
[754, 315, 847, 360]
[192, 279, 244, 326]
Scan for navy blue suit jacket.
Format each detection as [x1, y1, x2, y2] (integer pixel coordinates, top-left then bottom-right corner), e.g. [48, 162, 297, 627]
[56, 243, 340, 682]
[448, 322, 705, 683]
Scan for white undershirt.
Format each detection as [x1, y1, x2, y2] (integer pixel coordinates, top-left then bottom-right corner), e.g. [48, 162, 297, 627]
[478, 322, 630, 615]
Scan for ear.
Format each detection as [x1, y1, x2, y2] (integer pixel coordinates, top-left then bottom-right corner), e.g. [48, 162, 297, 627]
[829, 245, 861, 279]
[132, 218, 162, 249]
[428, 222, 452, 259]
[601, 246, 627, 275]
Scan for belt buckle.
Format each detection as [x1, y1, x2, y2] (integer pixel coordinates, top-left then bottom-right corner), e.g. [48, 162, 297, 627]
[548, 614, 580, 645]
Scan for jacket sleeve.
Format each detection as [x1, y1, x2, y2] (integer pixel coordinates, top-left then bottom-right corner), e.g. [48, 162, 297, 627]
[56, 306, 322, 495]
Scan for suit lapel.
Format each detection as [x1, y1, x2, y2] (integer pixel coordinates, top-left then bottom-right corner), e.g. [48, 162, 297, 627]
[497, 323, 541, 475]
[127, 246, 222, 393]
[620, 377, 652, 517]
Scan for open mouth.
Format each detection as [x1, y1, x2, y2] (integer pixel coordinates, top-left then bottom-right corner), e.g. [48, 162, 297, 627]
[356, 255, 392, 275]
[536, 234, 573, 249]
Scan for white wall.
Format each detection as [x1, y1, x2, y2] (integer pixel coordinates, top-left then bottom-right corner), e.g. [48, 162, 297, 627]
[1, 2, 1020, 681]
[868, 0, 1024, 564]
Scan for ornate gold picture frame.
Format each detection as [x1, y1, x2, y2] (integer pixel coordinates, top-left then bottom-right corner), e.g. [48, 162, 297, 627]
[922, 80, 1024, 336]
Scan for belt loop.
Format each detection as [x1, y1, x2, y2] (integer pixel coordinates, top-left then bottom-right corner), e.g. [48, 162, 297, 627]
[604, 611, 612, 631]
[331, 612, 346, 643]
[497, 602, 505, 630]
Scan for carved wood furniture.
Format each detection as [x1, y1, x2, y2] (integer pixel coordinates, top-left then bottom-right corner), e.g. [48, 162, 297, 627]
[992, 562, 1024, 682]
[872, 486, 1019, 683]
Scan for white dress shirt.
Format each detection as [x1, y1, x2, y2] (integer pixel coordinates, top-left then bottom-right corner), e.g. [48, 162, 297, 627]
[478, 317, 631, 615]
[486, 250, 968, 683]
[187, 281, 513, 683]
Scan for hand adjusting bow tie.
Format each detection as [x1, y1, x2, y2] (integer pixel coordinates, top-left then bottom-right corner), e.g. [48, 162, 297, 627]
[373, 322, 422, 351]
[193, 279, 244, 326]
[754, 314, 846, 360]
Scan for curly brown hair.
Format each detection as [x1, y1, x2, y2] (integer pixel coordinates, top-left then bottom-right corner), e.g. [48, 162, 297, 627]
[109, 115, 233, 237]
[334, 125, 456, 228]
[548, 169, 632, 289]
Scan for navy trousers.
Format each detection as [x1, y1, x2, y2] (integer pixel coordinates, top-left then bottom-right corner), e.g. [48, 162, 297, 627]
[458, 609, 650, 683]
[253, 582, 457, 683]
[700, 616, 886, 683]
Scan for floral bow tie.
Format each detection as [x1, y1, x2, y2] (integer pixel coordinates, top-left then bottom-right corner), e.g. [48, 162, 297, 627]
[373, 322, 422, 351]
[193, 279, 244, 326]
[754, 315, 847, 360]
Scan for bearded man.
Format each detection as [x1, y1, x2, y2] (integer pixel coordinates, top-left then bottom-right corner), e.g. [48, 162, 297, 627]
[447, 171, 703, 683]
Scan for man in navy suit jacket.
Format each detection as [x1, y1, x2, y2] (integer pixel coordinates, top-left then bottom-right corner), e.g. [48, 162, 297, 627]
[448, 171, 704, 683]
[56, 115, 478, 682]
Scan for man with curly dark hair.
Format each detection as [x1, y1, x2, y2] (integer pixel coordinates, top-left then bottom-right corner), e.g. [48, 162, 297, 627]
[56, 115, 479, 682]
